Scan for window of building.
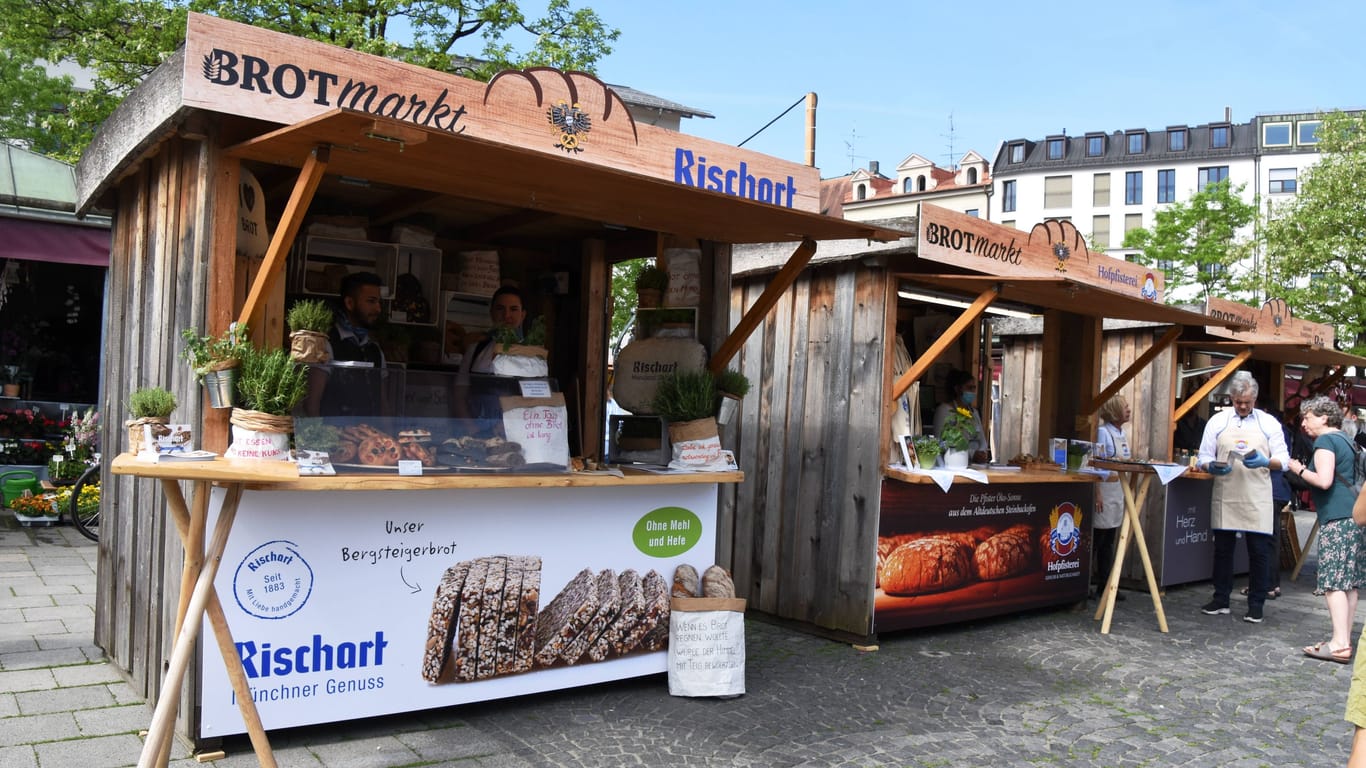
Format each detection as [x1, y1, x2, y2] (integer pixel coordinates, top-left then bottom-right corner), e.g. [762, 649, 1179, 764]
[917, 175, 927, 192]
[1009, 143, 1025, 163]
[1168, 129, 1187, 151]
[1043, 176, 1072, 209]
[1126, 132, 1145, 154]
[1269, 167, 1297, 194]
[1086, 135, 1105, 157]
[1157, 169, 1175, 203]
[966, 209, 980, 218]
[1210, 125, 1230, 148]
[1198, 166, 1229, 191]
[1047, 137, 1066, 160]
[1263, 122, 1292, 147]
[967, 167, 978, 184]
[1155, 258, 1174, 271]
[1093, 173, 1110, 207]
[855, 184, 866, 201]
[1002, 180, 1017, 212]
[1046, 215, 1071, 223]
[1002, 220, 1016, 229]
[1125, 213, 1143, 233]
[1092, 215, 1110, 249]
[1125, 171, 1142, 205]
[903, 178, 913, 194]
[1299, 120, 1322, 145]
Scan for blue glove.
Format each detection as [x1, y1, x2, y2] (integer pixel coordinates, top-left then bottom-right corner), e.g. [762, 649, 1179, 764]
[1242, 450, 1270, 469]
[1206, 462, 1233, 476]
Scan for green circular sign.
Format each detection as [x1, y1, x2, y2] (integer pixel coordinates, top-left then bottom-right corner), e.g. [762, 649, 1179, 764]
[632, 506, 703, 557]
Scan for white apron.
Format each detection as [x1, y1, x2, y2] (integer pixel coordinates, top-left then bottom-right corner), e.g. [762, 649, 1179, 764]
[1096, 422, 1129, 530]
[1210, 416, 1273, 534]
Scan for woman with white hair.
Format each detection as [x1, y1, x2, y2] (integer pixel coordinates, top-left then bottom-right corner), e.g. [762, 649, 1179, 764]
[1288, 394, 1365, 663]
[1196, 371, 1290, 624]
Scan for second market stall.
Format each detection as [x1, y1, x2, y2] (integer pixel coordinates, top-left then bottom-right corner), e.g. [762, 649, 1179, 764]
[723, 204, 1245, 642]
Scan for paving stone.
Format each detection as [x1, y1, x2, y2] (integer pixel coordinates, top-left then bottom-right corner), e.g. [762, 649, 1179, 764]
[21, 604, 93, 622]
[33, 732, 147, 768]
[52, 662, 124, 687]
[0, 667, 56, 693]
[0, 744, 37, 768]
[0, 711, 80, 747]
[15, 683, 117, 715]
[73, 703, 160, 737]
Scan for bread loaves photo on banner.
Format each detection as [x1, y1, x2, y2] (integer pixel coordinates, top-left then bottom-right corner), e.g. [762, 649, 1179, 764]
[421, 556, 672, 684]
[876, 522, 1059, 597]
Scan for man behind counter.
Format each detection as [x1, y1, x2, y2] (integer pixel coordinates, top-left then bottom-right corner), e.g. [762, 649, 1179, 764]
[304, 271, 387, 418]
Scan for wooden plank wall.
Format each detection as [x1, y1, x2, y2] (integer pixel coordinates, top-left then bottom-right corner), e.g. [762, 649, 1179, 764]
[95, 134, 218, 733]
[997, 325, 1176, 461]
[719, 260, 886, 638]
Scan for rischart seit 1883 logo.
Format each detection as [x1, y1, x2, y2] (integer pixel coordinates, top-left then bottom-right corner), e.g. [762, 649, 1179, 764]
[233, 540, 314, 620]
[1048, 503, 1083, 557]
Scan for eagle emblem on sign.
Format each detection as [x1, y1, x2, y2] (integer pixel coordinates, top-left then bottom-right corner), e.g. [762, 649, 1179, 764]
[547, 100, 591, 153]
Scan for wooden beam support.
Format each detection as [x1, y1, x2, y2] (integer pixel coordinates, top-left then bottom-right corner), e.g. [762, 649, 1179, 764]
[237, 146, 329, 333]
[888, 287, 999, 403]
[1173, 348, 1251, 421]
[708, 238, 817, 374]
[1087, 325, 1182, 414]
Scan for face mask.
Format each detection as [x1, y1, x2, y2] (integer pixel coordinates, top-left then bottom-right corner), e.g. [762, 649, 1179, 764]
[961, 392, 976, 406]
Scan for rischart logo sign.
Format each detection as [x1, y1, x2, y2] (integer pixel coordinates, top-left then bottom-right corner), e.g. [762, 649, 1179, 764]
[234, 540, 314, 619]
[200, 49, 470, 134]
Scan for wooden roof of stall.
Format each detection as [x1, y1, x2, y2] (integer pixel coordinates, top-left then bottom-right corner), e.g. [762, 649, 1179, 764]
[76, 12, 901, 246]
[225, 110, 902, 245]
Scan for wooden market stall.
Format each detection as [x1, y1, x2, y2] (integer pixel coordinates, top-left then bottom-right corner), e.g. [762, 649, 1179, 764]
[75, 13, 901, 759]
[1113, 297, 1366, 588]
[722, 204, 1246, 642]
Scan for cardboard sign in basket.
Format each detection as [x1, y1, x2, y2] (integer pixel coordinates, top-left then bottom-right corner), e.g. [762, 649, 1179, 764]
[667, 596, 747, 698]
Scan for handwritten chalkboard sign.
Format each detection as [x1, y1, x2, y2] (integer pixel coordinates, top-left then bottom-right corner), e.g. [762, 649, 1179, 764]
[500, 393, 570, 469]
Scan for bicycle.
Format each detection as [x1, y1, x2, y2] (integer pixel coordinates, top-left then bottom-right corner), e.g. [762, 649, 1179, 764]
[67, 461, 100, 542]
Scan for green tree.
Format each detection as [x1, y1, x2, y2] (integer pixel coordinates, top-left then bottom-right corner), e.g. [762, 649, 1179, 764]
[0, 0, 619, 163]
[1263, 111, 1366, 353]
[1122, 179, 1258, 303]
[609, 259, 646, 356]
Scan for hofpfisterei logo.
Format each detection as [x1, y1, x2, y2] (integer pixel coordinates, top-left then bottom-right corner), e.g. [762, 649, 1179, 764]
[234, 540, 314, 619]
[1048, 503, 1083, 558]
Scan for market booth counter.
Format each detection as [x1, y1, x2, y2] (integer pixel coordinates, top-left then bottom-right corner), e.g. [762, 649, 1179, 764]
[723, 205, 1247, 643]
[77, 13, 901, 762]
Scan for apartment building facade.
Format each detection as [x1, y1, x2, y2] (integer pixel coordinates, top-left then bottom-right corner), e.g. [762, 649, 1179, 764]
[838, 151, 992, 223]
[988, 111, 1334, 264]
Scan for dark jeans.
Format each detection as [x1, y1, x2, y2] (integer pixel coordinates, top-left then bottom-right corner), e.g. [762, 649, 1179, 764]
[1211, 528, 1274, 611]
[1269, 498, 1288, 591]
[1093, 526, 1118, 590]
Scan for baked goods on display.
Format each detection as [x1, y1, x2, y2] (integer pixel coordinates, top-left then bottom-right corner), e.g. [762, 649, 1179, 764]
[877, 521, 1054, 597]
[973, 524, 1035, 581]
[421, 559, 672, 684]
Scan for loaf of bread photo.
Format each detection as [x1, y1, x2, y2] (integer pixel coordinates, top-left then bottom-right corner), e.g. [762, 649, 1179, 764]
[879, 537, 974, 596]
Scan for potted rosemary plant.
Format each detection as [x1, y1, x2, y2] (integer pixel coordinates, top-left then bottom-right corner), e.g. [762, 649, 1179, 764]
[652, 369, 722, 466]
[228, 345, 309, 460]
[714, 368, 751, 426]
[634, 265, 668, 309]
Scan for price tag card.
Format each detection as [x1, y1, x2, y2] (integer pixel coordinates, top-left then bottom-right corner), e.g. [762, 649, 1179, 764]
[518, 379, 552, 398]
[397, 460, 423, 476]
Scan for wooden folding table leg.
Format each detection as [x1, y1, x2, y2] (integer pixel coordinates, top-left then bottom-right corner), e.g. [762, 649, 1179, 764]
[158, 484, 277, 767]
[1123, 475, 1168, 633]
[1293, 519, 1320, 581]
[1096, 475, 1134, 632]
[153, 479, 207, 767]
[136, 485, 244, 768]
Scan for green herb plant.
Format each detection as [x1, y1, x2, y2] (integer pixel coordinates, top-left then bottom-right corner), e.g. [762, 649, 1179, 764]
[911, 435, 942, 466]
[715, 368, 751, 398]
[180, 324, 250, 380]
[651, 369, 717, 423]
[128, 387, 177, 419]
[287, 299, 335, 334]
[634, 265, 668, 292]
[235, 347, 309, 416]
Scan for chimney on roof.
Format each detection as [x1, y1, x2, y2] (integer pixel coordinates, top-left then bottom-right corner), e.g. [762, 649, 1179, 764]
[869, 160, 879, 175]
[1225, 106, 1232, 122]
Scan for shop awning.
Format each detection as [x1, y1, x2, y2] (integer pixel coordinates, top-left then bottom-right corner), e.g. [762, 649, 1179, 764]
[1179, 340, 1366, 369]
[0, 216, 110, 267]
[225, 110, 906, 246]
[907, 274, 1250, 330]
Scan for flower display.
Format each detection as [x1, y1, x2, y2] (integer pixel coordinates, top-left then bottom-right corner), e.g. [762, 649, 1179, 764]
[9, 493, 58, 517]
[939, 406, 977, 452]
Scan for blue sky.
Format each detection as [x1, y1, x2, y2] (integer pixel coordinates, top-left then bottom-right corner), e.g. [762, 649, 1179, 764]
[577, 0, 1366, 178]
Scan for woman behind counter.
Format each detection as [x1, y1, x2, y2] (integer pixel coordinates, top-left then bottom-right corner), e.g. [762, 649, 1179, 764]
[453, 286, 526, 419]
[933, 369, 988, 464]
[1093, 394, 1131, 600]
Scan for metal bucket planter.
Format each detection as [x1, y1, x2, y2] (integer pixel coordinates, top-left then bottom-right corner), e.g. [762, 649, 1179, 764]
[203, 366, 238, 409]
[716, 393, 741, 426]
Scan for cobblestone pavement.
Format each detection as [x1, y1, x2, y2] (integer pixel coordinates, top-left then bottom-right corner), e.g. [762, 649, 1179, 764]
[1, 509, 1356, 768]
